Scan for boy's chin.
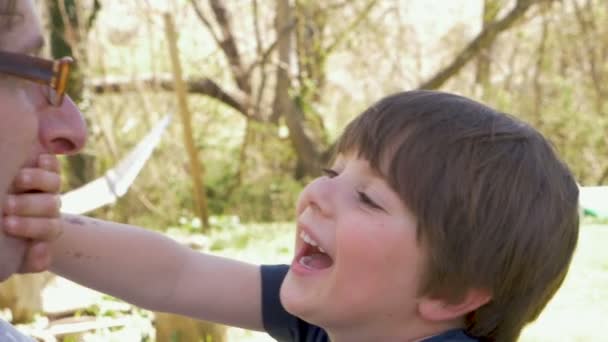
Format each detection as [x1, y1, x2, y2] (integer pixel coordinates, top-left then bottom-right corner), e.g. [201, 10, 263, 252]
[280, 271, 320, 319]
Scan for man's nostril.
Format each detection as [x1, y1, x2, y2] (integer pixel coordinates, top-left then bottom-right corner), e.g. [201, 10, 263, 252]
[50, 138, 77, 155]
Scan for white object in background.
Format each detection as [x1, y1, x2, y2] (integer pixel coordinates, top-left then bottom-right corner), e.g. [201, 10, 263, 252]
[579, 186, 608, 219]
[61, 115, 172, 215]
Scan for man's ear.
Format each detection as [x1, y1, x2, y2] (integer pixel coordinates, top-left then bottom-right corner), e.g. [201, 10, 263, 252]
[417, 289, 492, 322]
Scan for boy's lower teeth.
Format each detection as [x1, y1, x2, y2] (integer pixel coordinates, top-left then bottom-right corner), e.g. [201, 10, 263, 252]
[299, 252, 333, 269]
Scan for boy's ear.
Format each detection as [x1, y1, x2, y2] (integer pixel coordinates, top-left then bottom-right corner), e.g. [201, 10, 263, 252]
[417, 288, 492, 322]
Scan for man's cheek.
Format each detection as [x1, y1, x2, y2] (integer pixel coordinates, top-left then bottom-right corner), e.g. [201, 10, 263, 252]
[0, 165, 17, 202]
[0, 150, 27, 195]
[0, 122, 38, 195]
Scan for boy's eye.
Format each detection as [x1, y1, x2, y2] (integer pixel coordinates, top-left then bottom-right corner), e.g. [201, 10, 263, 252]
[357, 191, 384, 211]
[321, 168, 338, 178]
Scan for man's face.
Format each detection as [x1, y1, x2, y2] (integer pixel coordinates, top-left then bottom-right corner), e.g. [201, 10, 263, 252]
[0, 0, 87, 281]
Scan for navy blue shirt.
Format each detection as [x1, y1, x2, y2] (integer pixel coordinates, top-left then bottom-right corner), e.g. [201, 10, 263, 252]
[0, 319, 34, 341]
[261, 265, 478, 342]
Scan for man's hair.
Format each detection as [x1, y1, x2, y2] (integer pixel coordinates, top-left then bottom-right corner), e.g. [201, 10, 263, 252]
[335, 90, 579, 341]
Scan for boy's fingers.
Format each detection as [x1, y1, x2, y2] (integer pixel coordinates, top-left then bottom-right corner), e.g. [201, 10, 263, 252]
[3, 194, 61, 217]
[20, 242, 52, 273]
[38, 154, 61, 173]
[11, 168, 61, 194]
[3, 216, 62, 241]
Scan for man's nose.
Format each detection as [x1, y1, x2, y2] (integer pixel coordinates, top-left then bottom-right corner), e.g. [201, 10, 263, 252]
[38, 96, 87, 155]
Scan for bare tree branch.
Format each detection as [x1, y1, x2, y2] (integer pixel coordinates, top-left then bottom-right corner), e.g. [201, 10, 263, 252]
[325, 0, 379, 54]
[532, 7, 549, 122]
[475, 0, 501, 86]
[208, 0, 251, 93]
[190, 0, 222, 48]
[246, 36, 280, 75]
[572, 0, 606, 106]
[251, 0, 267, 116]
[190, 0, 251, 94]
[305, 0, 352, 18]
[419, 0, 540, 90]
[252, 0, 263, 55]
[89, 76, 254, 119]
[246, 2, 298, 88]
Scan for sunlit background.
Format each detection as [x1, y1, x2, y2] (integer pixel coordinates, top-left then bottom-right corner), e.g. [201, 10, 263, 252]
[1, 0, 606, 341]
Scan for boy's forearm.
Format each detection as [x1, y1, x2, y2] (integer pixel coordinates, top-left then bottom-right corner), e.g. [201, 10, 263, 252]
[51, 214, 265, 330]
[51, 214, 188, 311]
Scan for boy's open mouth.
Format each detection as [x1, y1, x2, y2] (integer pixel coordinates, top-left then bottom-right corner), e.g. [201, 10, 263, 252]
[297, 231, 333, 269]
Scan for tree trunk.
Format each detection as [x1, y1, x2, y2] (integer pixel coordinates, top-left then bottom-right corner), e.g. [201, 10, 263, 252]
[475, 0, 501, 86]
[164, 13, 210, 229]
[0, 273, 54, 323]
[275, 0, 323, 178]
[48, 0, 96, 189]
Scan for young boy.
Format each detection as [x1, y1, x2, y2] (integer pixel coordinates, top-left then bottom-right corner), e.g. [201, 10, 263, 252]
[4, 90, 579, 341]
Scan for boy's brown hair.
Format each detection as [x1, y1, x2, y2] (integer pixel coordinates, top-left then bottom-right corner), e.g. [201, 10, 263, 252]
[336, 90, 579, 341]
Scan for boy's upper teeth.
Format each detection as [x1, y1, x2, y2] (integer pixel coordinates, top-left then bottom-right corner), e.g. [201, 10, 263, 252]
[300, 231, 318, 246]
[300, 231, 326, 253]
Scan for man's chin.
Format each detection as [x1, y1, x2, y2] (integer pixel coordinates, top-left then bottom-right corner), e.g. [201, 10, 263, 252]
[0, 234, 27, 282]
[0, 270, 14, 282]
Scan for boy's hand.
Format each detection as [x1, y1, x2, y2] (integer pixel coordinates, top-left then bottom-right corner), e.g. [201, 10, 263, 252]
[2, 154, 63, 273]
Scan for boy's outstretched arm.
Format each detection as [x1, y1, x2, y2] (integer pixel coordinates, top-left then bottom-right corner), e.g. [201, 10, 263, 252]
[52, 215, 264, 331]
[3, 158, 265, 331]
[3, 162, 264, 332]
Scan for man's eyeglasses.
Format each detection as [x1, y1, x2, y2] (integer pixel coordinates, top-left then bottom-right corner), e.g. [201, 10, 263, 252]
[0, 51, 73, 107]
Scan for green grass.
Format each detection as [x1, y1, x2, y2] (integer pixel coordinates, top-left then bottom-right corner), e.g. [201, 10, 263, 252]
[207, 222, 294, 342]
[208, 223, 608, 342]
[520, 225, 608, 341]
[54, 223, 606, 341]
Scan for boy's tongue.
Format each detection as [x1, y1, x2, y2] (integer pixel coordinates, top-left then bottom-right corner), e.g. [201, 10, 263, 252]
[300, 252, 333, 269]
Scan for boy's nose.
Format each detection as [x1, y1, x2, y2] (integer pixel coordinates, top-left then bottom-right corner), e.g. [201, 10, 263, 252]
[297, 176, 336, 217]
[38, 96, 87, 155]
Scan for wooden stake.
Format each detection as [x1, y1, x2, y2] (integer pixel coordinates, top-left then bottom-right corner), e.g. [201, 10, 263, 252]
[163, 13, 209, 229]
